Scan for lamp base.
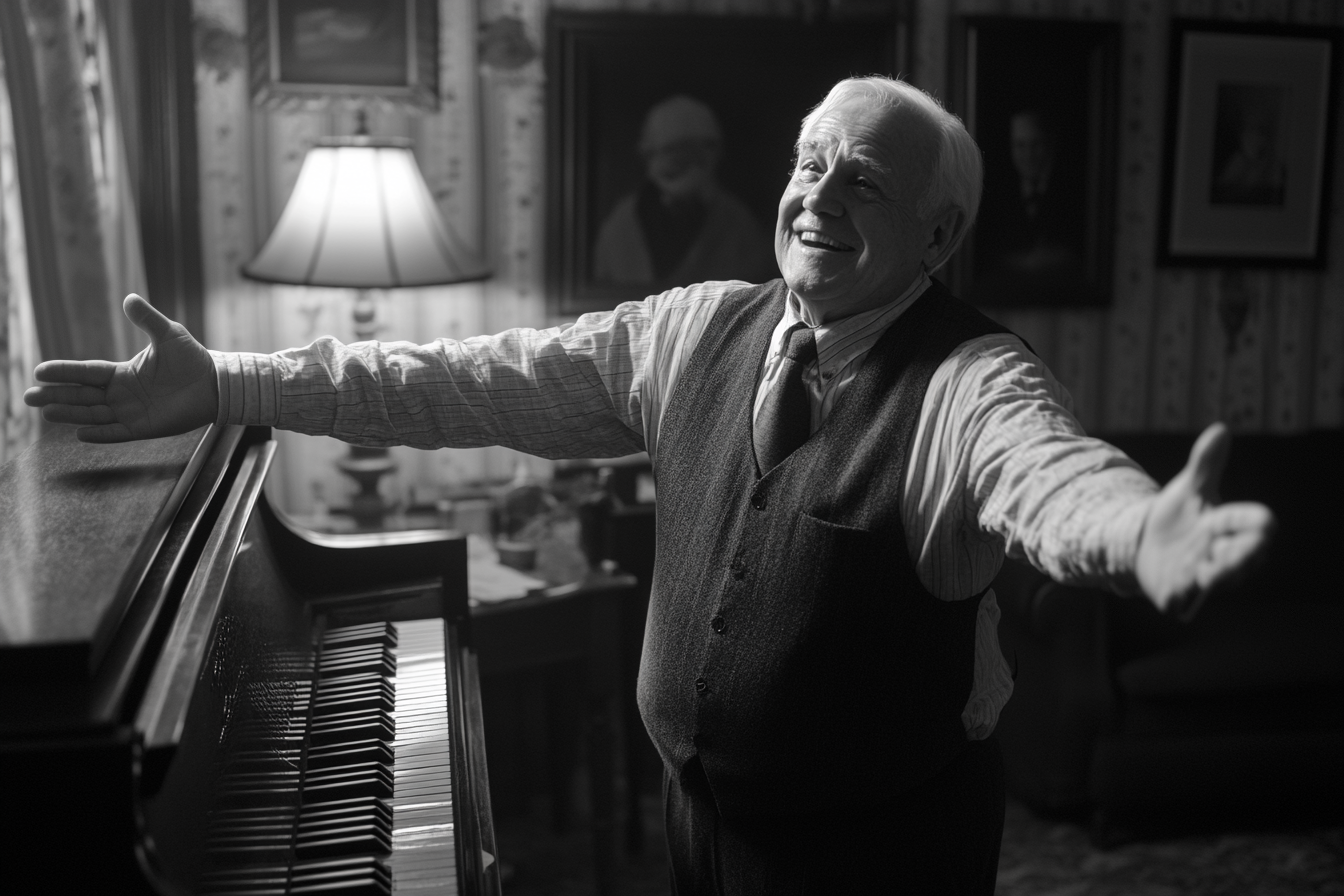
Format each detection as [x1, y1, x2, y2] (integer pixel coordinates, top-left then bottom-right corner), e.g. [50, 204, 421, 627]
[337, 446, 398, 529]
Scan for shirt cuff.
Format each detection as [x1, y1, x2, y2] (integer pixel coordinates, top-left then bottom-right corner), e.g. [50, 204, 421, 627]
[1102, 488, 1156, 595]
[211, 350, 282, 428]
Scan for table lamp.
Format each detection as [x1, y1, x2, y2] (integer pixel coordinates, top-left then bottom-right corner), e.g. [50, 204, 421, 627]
[242, 118, 489, 528]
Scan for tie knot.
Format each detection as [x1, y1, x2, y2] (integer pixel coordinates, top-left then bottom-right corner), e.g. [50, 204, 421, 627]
[783, 324, 816, 365]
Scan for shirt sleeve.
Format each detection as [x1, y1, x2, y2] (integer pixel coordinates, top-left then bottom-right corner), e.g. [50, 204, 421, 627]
[907, 333, 1160, 596]
[211, 300, 655, 460]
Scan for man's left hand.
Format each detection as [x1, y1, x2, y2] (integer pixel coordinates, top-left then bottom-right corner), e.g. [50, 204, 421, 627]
[1135, 422, 1276, 620]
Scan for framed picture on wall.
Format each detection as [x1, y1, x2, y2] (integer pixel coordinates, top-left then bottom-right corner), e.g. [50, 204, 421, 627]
[1156, 20, 1340, 267]
[546, 13, 905, 316]
[948, 17, 1120, 308]
[248, 0, 438, 112]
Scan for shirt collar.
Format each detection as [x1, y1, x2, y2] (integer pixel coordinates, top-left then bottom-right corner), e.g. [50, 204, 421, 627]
[776, 270, 932, 369]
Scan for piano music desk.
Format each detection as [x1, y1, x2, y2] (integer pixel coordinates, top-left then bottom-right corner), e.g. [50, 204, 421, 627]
[468, 557, 636, 896]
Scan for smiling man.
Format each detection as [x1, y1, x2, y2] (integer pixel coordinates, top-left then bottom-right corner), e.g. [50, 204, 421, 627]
[28, 76, 1272, 896]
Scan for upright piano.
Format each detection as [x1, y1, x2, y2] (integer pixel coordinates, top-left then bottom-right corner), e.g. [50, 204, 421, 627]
[0, 424, 499, 895]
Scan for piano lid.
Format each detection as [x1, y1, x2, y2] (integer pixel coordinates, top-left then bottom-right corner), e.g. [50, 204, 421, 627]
[0, 425, 218, 679]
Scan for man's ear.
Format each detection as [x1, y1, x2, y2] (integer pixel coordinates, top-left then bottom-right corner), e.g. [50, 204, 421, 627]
[923, 208, 965, 272]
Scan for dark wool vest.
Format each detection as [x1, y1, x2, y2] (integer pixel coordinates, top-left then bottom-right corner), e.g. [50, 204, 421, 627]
[639, 278, 1010, 821]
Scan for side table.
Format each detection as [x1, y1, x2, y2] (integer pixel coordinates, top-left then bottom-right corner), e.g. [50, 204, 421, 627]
[470, 569, 637, 896]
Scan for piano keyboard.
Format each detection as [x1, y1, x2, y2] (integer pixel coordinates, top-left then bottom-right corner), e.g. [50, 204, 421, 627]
[199, 619, 460, 895]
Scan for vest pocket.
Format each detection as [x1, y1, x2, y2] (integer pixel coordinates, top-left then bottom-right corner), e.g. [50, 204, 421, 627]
[793, 512, 889, 601]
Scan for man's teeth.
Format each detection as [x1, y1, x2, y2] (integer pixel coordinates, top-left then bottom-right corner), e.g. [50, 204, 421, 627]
[800, 231, 849, 250]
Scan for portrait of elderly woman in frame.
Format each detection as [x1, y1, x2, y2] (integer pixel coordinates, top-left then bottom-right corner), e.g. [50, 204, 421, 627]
[592, 95, 776, 291]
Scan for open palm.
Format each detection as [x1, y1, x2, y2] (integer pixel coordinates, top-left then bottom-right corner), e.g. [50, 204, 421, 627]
[1135, 423, 1276, 619]
[24, 294, 217, 442]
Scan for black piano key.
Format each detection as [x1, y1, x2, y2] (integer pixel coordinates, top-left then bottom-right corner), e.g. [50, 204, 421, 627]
[199, 864, 290, 896]
[314, 677, 395, 699]
[311, 705, 396, 729]
[302, 764, 395, 802]
[288, 856, 392, 895]
[307, 738, 395, 771]
[322, 622, 398, 651]
[217, 769, 302, 792]
[318, 644, 396, 670]
[295, 824, 392, 859]
[318, 644, 392, 671]
[297, 795, 392, 824]
[309, 714, 396, 747]
[313, 692, 396, 718]
[315, 671, 391, 694]
[299, 814, 391, 838]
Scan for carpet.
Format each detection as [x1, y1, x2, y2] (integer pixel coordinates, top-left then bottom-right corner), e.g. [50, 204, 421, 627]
[493, 796, 1344, 895]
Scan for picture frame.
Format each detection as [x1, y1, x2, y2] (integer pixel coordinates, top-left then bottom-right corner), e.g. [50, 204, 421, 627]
[247, 0, 438, 112]
[948, 17, 1120, 308]
[546, 13, 904, 316]
[1156, 20, 1340, 267]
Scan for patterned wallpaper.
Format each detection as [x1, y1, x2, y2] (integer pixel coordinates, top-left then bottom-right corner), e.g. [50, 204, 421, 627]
[921, 0, 1344, 435]
[192, 0, 1344, 514]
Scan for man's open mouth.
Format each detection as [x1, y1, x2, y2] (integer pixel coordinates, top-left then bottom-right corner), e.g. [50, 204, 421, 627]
[798, 231, 853, 251]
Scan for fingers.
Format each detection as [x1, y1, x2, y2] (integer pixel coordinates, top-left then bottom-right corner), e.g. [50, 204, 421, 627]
[23, 383, 108, 408]
[1183, 421, 1231, 502]
[1200, 501, 1277, 576]
[39, 404, 117, 426]
[1174, 501, 1277, 621]
[30, 359, 118, 387]
[123, 293, 178, 343]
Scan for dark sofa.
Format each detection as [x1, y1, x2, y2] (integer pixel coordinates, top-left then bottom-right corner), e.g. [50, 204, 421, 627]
[992, 430, 1344, 843]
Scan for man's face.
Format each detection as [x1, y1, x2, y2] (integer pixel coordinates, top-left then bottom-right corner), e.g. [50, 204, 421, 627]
[775, 97, 940, 321]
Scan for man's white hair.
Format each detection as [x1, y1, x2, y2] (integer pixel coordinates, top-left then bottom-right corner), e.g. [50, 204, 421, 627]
[798, 76, 982, 271]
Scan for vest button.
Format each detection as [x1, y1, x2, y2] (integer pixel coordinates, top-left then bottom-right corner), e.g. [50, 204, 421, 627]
[694, 676, 708, 694]
[711, 615, 726, 633]
[729, 557, 745, 579]
[750, 492, 767, 510]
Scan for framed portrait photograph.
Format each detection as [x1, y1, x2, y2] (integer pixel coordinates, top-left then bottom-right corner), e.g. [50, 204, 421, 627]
[248, 0, 438, 112]
[546, 13, 904, 315]
[1157, 20, 1340, 267]
[949, 17, 1120, 308]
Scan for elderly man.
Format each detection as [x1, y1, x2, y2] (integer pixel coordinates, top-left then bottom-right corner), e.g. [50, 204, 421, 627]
[27, 76, 1272, 895]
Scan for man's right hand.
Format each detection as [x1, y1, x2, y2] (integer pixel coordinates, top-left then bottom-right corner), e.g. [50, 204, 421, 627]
[23, 294, 218, 443]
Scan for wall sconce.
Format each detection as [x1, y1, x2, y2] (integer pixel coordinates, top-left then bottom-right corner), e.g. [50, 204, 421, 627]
[243, 124, 489, 528]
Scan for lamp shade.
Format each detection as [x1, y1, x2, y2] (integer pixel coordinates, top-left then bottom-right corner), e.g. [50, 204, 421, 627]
[242, 137, 489, 288]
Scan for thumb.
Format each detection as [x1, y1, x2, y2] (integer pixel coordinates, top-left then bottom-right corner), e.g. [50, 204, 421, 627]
[1183, 421, 1231, 503]
[123, 293, 178, 344]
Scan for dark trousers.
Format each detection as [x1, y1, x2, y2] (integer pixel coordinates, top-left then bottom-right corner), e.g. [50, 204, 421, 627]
[664, 738, 1005, 896]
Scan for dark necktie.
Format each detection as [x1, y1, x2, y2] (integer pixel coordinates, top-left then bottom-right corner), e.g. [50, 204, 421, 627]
[754, 323, 817, 474]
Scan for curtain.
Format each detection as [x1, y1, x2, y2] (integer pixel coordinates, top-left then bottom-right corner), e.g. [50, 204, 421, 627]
[0, 0, 125, 364]
[0, 47, 40, 463]
[0, 0, 170, 462]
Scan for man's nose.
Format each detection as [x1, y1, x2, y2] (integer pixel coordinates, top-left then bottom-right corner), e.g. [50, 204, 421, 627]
[802, 169, 844, 216]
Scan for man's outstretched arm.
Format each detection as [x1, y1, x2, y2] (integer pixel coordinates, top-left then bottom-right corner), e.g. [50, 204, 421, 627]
[24, 294, 218, 442]
[932, 336, 1275, 620]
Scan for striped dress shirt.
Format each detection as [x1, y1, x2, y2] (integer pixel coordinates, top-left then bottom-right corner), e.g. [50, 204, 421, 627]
[214, 277, 1158, 738]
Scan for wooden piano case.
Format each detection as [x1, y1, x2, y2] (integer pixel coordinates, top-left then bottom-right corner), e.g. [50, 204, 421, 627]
[0, 424, 498, 895]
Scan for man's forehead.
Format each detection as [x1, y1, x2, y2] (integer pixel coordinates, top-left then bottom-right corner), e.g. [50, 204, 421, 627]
[799, 101, 930, 169]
